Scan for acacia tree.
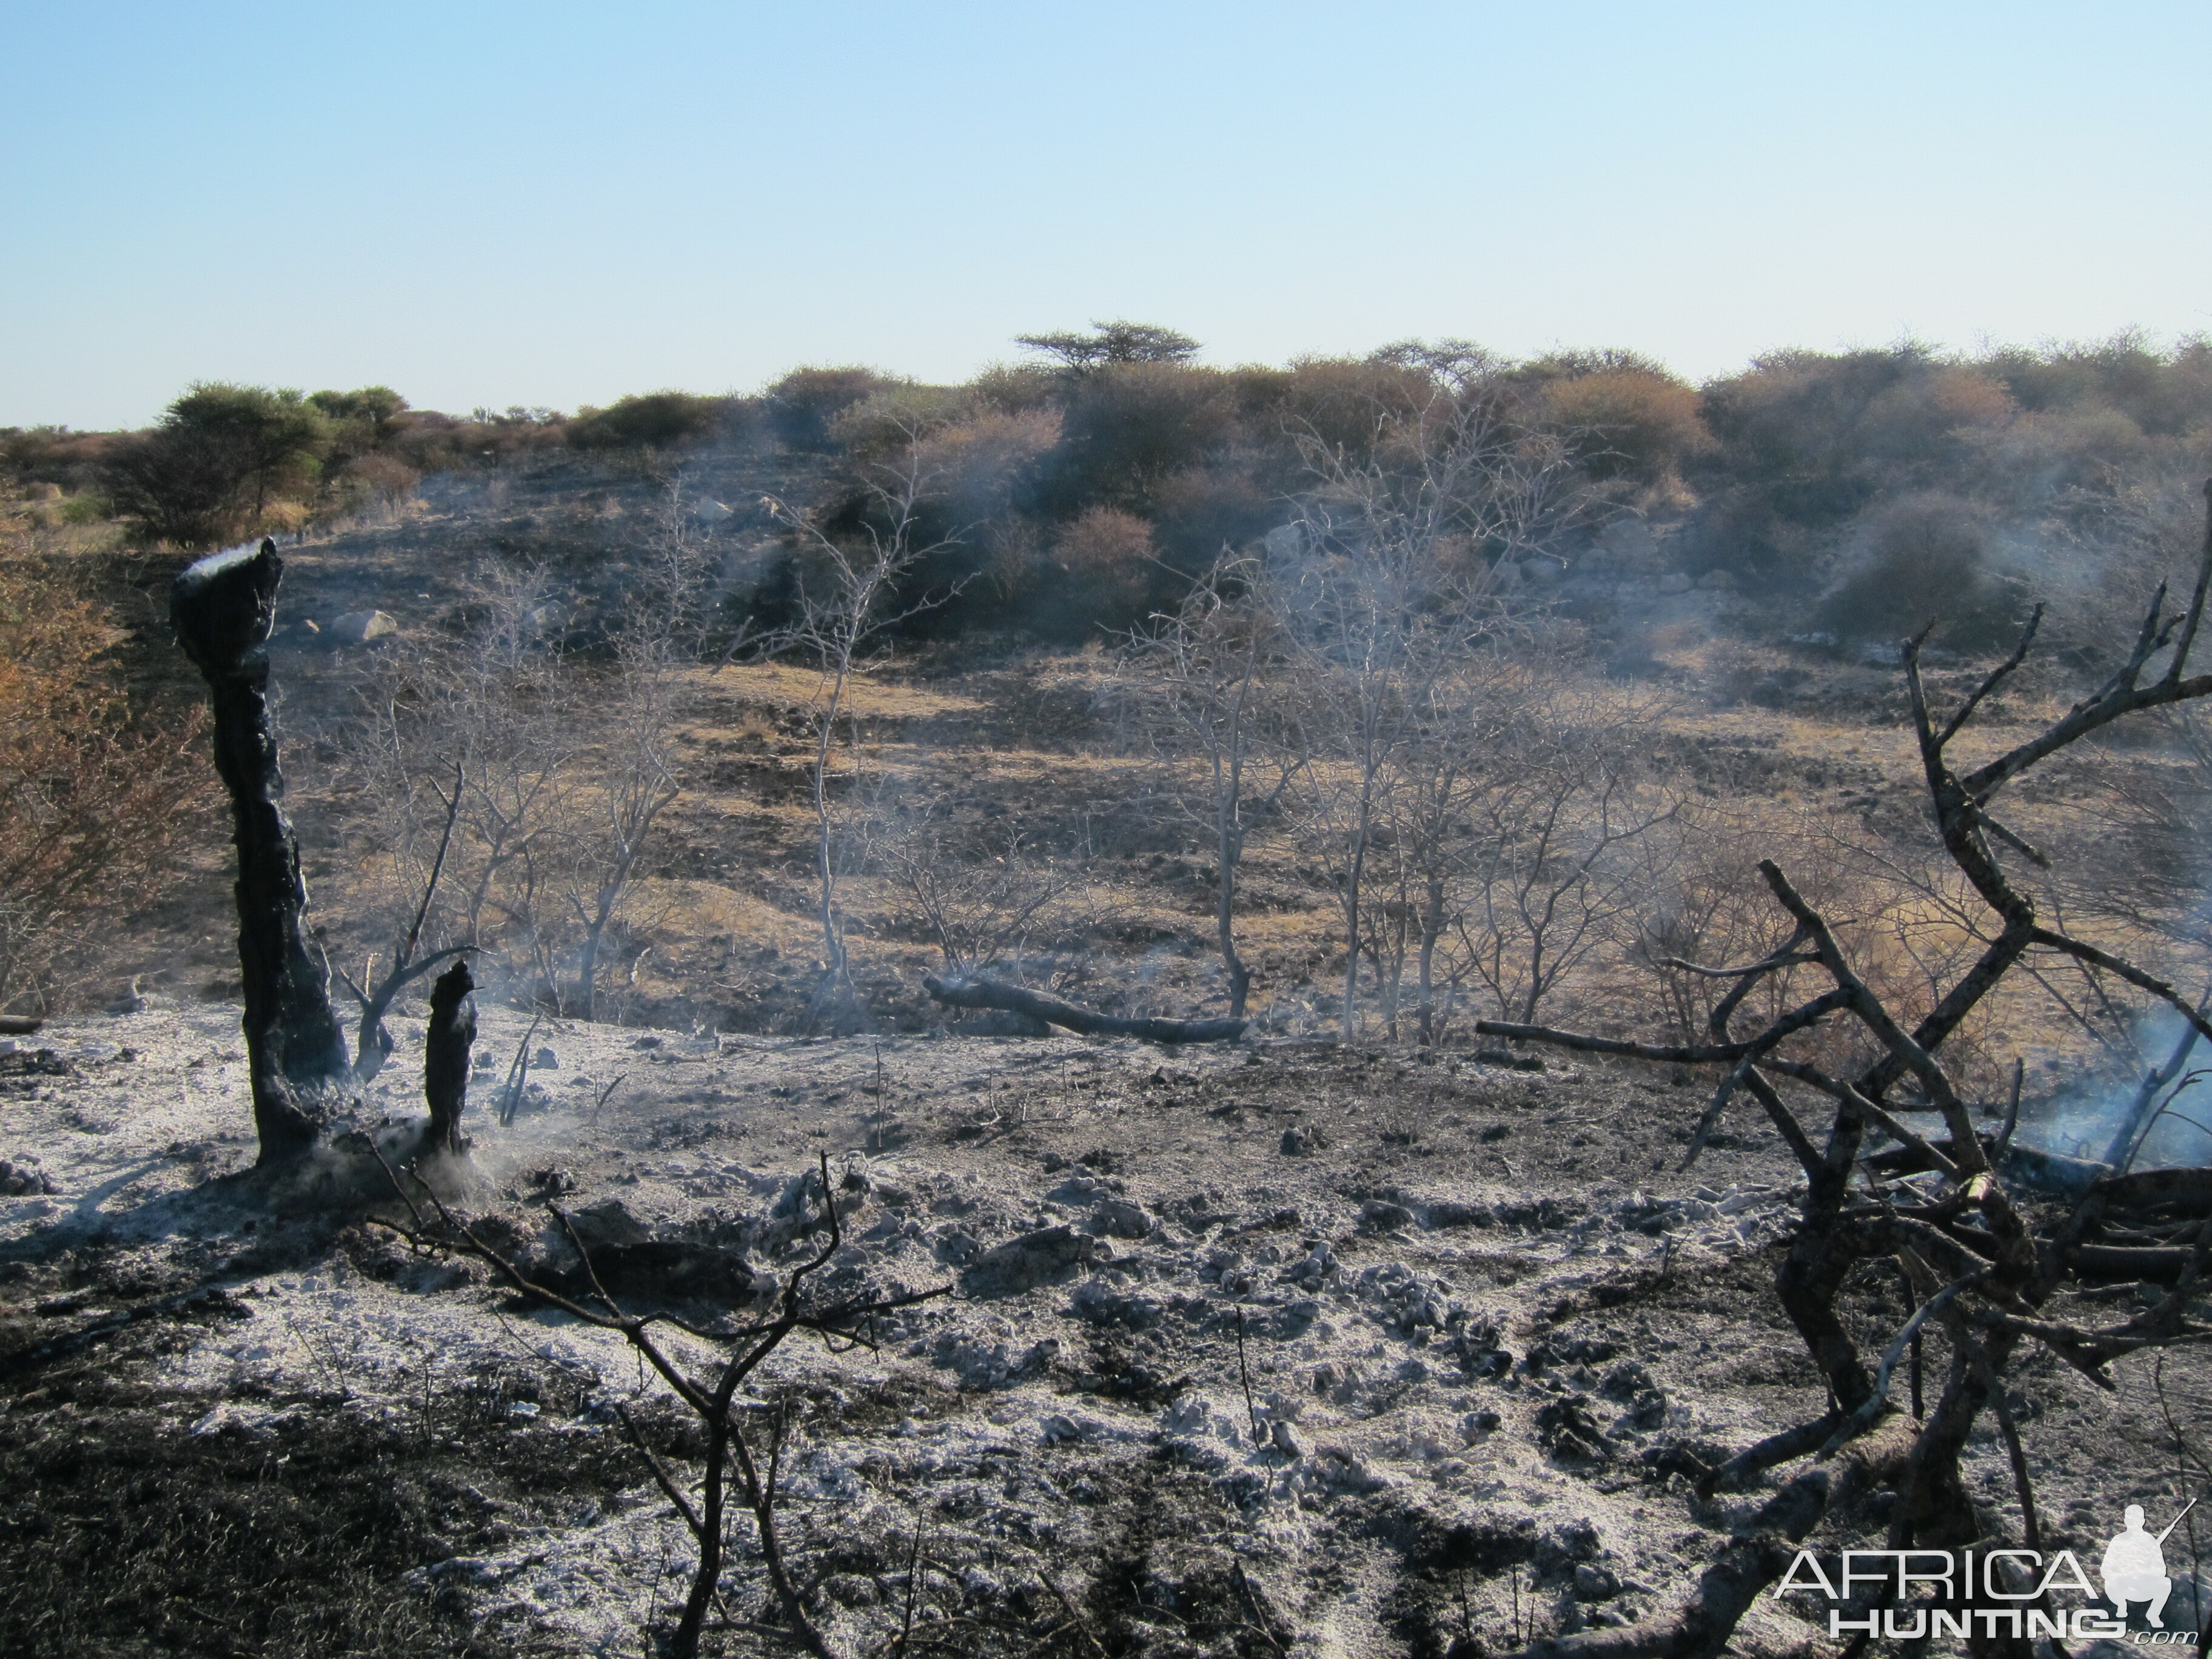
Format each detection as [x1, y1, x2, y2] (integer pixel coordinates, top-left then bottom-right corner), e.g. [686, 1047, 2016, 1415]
[759, 413, 966, 1027]
[105, 383, 332, 548]
[1015, 318, 1200, 372]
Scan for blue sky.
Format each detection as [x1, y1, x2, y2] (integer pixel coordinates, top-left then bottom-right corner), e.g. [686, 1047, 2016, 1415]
[3, 2, 2207, 428]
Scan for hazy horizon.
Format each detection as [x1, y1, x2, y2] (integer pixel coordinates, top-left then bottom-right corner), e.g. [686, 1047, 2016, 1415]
[7, 1, 2207, 430]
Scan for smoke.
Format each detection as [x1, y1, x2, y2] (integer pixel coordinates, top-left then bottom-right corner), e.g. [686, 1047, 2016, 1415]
[2026, 1004, 2212, 1171]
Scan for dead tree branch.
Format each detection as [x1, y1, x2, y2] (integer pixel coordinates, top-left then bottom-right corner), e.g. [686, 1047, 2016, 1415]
[922, 973, 1247, 1044]
[369, 1147, 949, 1659]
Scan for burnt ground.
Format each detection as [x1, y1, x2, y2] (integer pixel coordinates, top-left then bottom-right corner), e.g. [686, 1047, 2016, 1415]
[3, 1002, 2208, 1657]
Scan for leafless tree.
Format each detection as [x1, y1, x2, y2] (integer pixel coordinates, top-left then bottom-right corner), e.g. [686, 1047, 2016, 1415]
[1274, 363, 1582, 1041]
[554, 649, 682, 1019]
[331, 562, 580, 1004]
[865, 788, 1091, 977]
[1119, 551, 1304, 1017]
[1444, 676, 1682, 1030]
[331, 484, 712, 1022]
[759, 412, 967, 1027]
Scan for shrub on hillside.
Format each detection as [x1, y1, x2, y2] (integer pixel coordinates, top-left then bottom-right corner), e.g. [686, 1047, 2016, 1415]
[390, 407, 569, 472]
[102, 383, 332, 548]
[1043, 362, 1238, 514]
[1698, 347, 1934, 525]
[0, 426, 118, 494]
[768, 366, 894, 450]
[1535, 356, 1712, 490]
[0, 495, 207, 1010]
[567, 391, 724, 451]
[1818, 492, 2020, 644]
[912, 407, 1063, 523]
[1144, 460, 1276, 571]
[1982, 330, 2212, 436]
[1048, 505, 1159, 634]
[327, 452, 422, 516]
[1273, 355, 1459, 461]
[307, 385, 410, 444]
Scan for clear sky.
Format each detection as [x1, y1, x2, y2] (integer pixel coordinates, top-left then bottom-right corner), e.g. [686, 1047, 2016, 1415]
[4, 2, 2207, 429]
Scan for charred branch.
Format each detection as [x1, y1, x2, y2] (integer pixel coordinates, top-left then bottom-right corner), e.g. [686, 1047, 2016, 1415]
[922, 973, 1248, 1044]
[370, 1147, 949, 1659]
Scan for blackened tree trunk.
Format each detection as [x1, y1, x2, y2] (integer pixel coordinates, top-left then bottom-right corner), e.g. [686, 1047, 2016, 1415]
[423, 959, 476, 1154]
[172, 538, 349, 1162]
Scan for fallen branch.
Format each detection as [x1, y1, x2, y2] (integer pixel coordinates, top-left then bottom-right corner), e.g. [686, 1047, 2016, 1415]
[922, 974, 1247, 1044]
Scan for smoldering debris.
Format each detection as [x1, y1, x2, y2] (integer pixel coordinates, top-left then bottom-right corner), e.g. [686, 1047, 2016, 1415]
[0, 999, 2204, 1657]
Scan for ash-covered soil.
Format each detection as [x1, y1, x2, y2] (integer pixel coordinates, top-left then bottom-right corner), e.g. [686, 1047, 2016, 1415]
[3, 1001, 2206, 1657]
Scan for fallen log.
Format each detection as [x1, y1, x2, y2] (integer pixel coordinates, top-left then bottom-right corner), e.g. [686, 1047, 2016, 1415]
[2066, 1242, 2200, 1282]
[0, 1017, 42, 1037]
[2096, 1165, 2212, 1216]
[921, 974, 1247, 1044]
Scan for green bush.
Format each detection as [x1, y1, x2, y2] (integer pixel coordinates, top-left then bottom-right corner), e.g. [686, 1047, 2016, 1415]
[101, 382, 330, 548]
[766, 366, 894, 449]
[566, 390, 724, 451]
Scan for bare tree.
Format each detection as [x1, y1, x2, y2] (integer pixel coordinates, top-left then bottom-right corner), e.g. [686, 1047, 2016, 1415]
[1120, 551, 1303, 1017]
[330, 561, 580, 1006]
[1275, 363, 1581, 1041]
[554, 649, 682, 1018]
[759, 413, 966, 1027]
[1446, 676, 1681, 1030]
[866, 789, 1089, 977]
[332, 764, 472, 1078]
[543, 482, 714, 1017]
[331, 484, 712, 1023]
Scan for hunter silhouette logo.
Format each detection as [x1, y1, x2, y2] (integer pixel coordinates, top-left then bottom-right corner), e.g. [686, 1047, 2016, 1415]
[1772, 1498, 2203, 1643]
[2103, 1500, 2195, 1628]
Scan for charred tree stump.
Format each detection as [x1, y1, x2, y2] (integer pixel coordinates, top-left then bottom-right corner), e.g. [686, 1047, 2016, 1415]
[172, 539, 349, 1162]
[922, 973, 1248, 1044]
[424, 959, 476, 1155]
